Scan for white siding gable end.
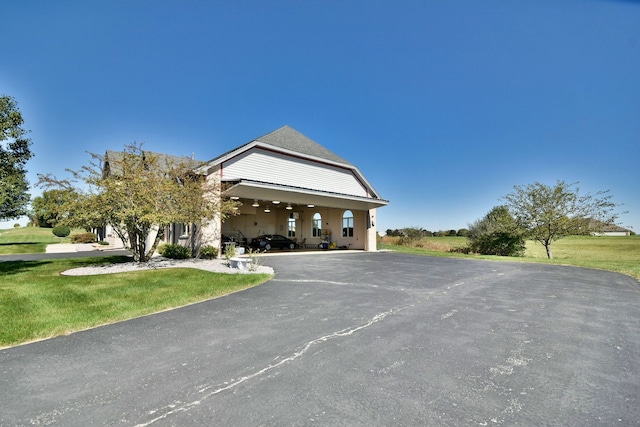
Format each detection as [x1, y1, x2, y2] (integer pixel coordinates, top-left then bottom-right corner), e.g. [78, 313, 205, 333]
[221, 147, 369, 197]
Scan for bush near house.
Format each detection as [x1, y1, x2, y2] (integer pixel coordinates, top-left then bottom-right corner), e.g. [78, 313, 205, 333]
[158, 243, 191, 259]
[199, 245, 219, 259]
[70, 232, 97, 243]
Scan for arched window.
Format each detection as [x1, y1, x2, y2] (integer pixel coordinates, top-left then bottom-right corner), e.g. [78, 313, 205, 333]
[288, 213, 296, 238]
[342, 210, 354, 237]
[312, 213, 322, 237]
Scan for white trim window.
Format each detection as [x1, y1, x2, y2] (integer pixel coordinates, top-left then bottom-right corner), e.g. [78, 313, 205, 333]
[288, 214, 296, 238]
[342, 210, 354, 237]
[312, 213, 322, 237]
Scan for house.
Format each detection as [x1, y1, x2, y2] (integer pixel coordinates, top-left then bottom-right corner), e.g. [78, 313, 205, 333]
[197, 126, 388, 252]
[592, 224, 633, 237]
[584, 219, 633, 237]
[103, 126, 388, 253]
[100, 149, 206, 248]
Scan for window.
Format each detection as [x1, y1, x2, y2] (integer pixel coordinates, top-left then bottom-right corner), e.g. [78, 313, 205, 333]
[179, 223, 191, 238]
[342, 210, 354, 237]
[312, 213, 322, 237]
[288, 214, 296, 238]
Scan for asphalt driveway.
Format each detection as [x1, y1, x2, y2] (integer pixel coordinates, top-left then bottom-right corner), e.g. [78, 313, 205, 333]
[1, 252, 639, 426]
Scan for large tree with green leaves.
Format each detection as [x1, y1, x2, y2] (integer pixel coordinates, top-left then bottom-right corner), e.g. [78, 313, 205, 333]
[31, 188, 78, 228]
[1, 95, 33, 220]
[502, 180, 622, 259]
[38, 143, 238, 262]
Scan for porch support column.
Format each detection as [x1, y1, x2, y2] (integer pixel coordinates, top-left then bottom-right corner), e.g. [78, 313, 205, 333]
[364, 208, 378, 252]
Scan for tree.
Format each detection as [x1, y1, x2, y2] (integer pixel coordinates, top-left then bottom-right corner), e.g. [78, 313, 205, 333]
[0, 95, 33, 220]
[467, 205, 526, 256]
[502, 180, 621, 259]
[31, 189, 78, 228]
[456, 228, 469, 237]
[38, 143, 238, 262]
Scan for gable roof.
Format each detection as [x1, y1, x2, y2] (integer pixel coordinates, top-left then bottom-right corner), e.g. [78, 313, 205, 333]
[196, 125, 387, 207]
[203, 125, 354, 168]
[254, 125, 353, 166]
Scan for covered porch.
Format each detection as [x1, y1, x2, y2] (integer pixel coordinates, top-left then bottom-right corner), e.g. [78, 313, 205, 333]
[218, 179, 387, 252]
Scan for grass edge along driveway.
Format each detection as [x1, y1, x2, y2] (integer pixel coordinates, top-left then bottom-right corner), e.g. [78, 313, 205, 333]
[0, 256, 272, 348]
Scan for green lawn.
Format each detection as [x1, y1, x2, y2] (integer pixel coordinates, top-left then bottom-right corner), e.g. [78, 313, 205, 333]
[380, 235, 640, 281]
[0, 256, 271, 348]
[0, 226, 75, 255]
[524, 236, 640, 279]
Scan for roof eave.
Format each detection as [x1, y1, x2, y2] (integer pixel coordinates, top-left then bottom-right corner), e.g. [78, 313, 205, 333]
[197, 141, 355, 174]
[223, 180, 389, 211]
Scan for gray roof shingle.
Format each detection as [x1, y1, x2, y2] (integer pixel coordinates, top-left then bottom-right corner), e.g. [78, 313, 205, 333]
[253, 125, 353, 165]
[206, 125, 353, 167]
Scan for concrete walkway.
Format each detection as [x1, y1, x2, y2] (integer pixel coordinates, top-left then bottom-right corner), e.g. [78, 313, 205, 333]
[45, 243, 123, 254]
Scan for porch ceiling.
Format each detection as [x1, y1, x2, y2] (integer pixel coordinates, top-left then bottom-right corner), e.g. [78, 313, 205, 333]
[223, 180, 388, 211]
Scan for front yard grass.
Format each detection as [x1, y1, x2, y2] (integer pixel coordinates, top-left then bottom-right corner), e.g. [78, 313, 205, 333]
[0, 256, 272, 348]
[0, 226, 83, 255]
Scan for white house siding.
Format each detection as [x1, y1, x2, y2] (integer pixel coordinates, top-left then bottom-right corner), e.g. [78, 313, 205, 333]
[594, 231, 630, 237]
[221, 148, 369, 197]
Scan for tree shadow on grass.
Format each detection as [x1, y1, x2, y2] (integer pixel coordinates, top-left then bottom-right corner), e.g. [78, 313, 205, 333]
[0, 260, 54, 275]
[0, 256, 132, 276]
[0, 242, 44, 246]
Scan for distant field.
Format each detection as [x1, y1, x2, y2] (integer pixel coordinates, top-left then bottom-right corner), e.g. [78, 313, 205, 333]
[380, 235, 640, 281]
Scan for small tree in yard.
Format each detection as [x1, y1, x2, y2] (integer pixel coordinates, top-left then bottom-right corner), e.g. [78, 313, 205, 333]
[38, 143, 238, 262]
[502, 180, 622, 259]
[467, 205, 526, 256]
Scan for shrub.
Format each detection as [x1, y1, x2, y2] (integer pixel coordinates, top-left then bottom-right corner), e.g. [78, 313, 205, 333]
[449, 246, 472, 254]
[467, 206, 525, 257]
[52, 225, 71, 238]
[224, 243, 237, 265]
[199, 245, 219, 259]
[159, 244, 191, 259]
[70, 232, 97, 243]
[13, 223, 20, 228]
[247, 248, 263, 271]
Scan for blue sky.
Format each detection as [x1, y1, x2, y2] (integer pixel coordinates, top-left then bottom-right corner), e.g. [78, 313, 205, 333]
[1, 1, 639, 232]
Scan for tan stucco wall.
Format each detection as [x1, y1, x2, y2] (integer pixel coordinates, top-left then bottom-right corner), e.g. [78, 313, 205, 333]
[221, 205, 377, 251]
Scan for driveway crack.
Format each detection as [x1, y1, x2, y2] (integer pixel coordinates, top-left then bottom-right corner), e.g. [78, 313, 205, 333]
[134, 304, 414, 426]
